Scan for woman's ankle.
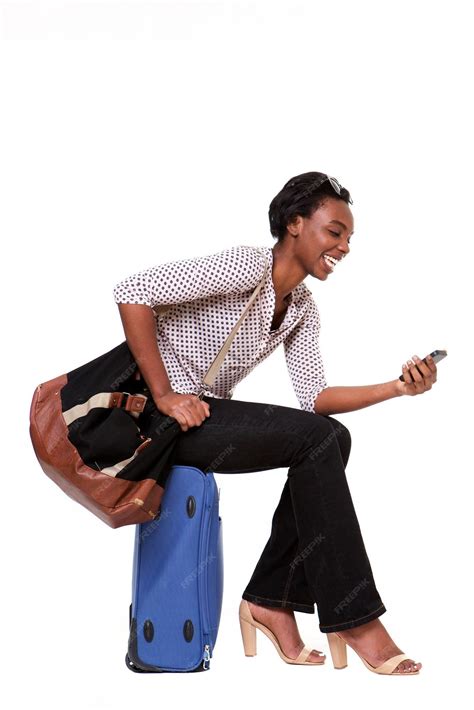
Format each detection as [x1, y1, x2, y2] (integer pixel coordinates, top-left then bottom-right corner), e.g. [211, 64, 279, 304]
[338, 617, 380, 639]
[247, 600, 294, 616]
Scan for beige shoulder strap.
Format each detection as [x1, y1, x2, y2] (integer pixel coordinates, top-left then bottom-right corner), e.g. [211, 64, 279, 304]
[198, 247, 269, 396]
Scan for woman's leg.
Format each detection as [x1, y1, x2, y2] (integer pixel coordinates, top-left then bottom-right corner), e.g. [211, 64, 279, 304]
[170, 395, 386, 633]
[241, 415, 352, 615]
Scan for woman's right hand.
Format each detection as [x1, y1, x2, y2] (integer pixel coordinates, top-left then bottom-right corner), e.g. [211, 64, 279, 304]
[154, 391, 211, 432]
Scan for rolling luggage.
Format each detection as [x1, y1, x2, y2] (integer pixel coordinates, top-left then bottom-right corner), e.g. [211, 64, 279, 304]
[126, 464, 224, 673]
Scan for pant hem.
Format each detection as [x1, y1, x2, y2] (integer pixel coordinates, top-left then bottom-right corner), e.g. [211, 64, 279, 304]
[319, 603, 387, 633]
[242, 592, 315, 614]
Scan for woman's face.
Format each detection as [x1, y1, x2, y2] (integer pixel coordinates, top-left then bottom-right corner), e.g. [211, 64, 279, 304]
[289, 197, 355, 281]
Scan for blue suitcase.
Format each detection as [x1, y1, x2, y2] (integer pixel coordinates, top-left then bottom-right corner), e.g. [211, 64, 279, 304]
[125, 464, 224, 672]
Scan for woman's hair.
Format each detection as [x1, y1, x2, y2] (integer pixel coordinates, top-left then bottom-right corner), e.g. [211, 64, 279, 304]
[268, 171, 352, 241]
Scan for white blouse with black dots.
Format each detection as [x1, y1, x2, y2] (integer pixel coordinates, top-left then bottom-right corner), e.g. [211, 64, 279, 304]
[112, 245, 328, 413]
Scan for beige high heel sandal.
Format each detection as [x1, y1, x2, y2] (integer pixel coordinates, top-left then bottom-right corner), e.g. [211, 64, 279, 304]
[238, 599, 325, 665]
[326, 631, 420, 675]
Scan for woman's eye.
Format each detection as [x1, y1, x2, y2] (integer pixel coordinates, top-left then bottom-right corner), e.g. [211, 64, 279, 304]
[329, 230, 340, 237]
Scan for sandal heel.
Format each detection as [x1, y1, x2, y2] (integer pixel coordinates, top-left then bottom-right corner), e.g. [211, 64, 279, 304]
[326, 632, 348, 669]
[239, 615, 257, 656]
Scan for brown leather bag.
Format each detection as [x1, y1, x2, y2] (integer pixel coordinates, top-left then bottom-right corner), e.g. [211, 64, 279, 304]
[29, 259, 268, 529]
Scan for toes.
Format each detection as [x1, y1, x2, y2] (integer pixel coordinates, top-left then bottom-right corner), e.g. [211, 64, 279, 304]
[395, 659, 419, 673]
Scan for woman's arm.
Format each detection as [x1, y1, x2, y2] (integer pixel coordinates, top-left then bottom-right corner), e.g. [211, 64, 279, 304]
[314, 380, 400, 416]
[117, 303, 211, 431]
[117, 303, 173, 402]
[314, 354, 438, 416]
[113, 246, 267, 429]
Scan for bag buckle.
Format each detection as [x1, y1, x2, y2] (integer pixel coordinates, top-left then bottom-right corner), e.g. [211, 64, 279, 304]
[197, 385, 210, 400]
[109, 391, 147, 415]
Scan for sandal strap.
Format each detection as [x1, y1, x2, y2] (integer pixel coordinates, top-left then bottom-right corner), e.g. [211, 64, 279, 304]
[294, 645, 322, 663]
[374, 653, 411, 674]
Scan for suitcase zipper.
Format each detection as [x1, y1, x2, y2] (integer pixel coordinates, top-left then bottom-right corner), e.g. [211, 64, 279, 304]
[199, 475, 214, 669]
[202, 641, 211, 670]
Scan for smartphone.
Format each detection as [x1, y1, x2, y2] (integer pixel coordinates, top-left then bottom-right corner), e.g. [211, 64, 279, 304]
[398, 349, 447, 381]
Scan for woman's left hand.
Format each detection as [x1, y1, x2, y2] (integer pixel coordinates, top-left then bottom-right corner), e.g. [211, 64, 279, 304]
[394, 354, 437, 396]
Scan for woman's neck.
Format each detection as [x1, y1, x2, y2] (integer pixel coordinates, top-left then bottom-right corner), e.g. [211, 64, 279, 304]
[271, 242, 306, 302]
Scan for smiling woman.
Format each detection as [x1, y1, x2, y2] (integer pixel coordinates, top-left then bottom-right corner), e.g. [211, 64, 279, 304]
[112, 169, 429, 675]
[268, 172, 353, 240]
[268, 174, 354, 294]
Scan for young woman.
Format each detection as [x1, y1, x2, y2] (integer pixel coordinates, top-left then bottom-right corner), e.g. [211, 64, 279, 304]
[113, 171, 436, 675]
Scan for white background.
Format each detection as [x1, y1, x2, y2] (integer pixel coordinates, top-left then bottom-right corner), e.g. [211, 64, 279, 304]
[1, 0, 472, 707]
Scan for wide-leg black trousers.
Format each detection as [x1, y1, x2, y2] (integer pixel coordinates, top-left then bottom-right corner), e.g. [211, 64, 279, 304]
[165, 395, 386, 633]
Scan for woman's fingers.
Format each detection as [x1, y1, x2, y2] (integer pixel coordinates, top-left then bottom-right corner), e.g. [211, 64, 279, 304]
[175, 397, 211, 431]
[402, 354, 437, 394]
[398, 353, 439, 396]
[412, 355, 430, 377]
[414, 354, 438, 387]
[408, 357, 424, 384]
[155, 391, 211, 430]
[402, 361, 416, 385]
[174, 412, 190, 431]
[425, 354, 438, 383]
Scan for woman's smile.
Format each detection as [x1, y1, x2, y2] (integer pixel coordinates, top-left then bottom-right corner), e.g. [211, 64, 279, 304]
[321, 254, 336, 272]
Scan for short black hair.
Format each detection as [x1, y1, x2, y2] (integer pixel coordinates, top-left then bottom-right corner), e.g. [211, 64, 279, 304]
[268, 171, 352, 241]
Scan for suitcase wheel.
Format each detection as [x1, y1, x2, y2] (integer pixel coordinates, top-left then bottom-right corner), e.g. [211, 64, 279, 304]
[125, 652, 149, 673]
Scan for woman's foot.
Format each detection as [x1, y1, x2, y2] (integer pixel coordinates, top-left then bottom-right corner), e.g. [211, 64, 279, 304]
[337, 617, 422, 673]
[246, 600, 325, 664]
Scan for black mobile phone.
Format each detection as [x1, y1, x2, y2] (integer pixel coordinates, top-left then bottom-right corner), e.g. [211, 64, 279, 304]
[398, 349, 447, 381]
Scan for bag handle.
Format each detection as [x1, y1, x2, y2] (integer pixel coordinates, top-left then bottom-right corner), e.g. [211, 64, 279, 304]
[198, 248, 269, 397]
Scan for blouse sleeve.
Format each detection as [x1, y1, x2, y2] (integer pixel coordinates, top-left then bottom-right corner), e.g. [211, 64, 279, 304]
[283, 291, 328, 413]
[112, 245, 267, 307]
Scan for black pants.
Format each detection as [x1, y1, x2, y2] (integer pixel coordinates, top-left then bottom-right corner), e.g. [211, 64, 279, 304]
[169, 394, 387, 633]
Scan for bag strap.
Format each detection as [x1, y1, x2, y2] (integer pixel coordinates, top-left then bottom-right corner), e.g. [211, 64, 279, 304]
[198, 247, 269, 397]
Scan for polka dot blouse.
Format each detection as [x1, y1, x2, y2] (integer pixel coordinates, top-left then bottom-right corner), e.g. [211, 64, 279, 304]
[112, 245, 328, 413]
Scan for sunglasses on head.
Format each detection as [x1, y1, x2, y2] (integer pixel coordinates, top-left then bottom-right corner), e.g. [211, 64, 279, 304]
[290, 174, 353, 204]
